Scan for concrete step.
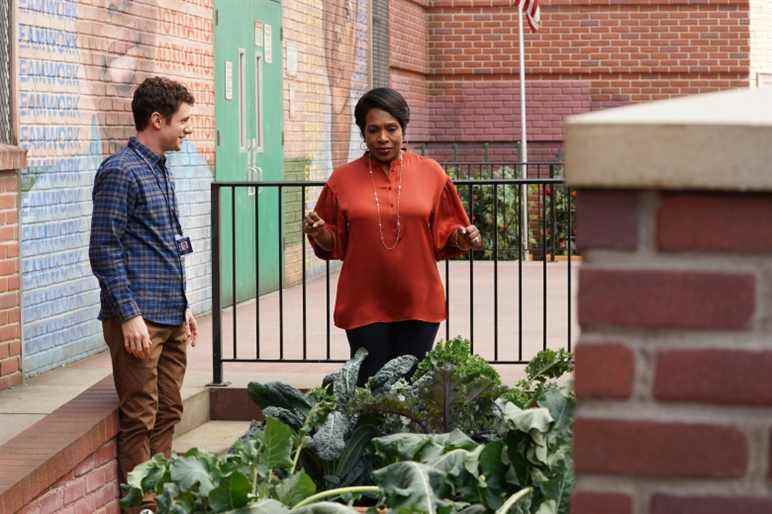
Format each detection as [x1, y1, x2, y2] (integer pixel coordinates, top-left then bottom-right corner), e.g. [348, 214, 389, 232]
[173, 420, 252, 455]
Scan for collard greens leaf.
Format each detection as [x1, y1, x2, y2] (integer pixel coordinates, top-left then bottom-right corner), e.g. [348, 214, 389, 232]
[496, 400, 553, 434]
[276, 470, 317, 507]
[373, 432, 433, 462]
[478, 442, 509, 510]
[126, 453, 167, 491]
[374, 430, 477, 465]
[208, 471, 252, 511]
[429, 448, 470, 478]
[430, 430, 478, 452]
[170, 455, 216, 496]
[263, 417, 295, 470]
[373, 461, 450, 514]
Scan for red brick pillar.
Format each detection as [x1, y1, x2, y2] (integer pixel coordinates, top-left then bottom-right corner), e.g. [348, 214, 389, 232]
[0, 145, 24, 391]
[565, 88, 772, 513]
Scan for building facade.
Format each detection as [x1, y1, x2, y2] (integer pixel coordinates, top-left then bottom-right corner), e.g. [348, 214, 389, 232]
[1, 0, 768, 382]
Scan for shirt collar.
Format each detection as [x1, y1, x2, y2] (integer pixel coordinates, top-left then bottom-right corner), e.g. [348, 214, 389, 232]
[129, 137, 167, 170]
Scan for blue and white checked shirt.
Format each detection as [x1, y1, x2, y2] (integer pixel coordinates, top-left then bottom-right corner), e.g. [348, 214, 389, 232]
[89, 137, 188, 326]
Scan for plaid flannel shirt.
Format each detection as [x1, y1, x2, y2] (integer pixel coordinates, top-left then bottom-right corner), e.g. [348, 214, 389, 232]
[89, 137, 188, 326]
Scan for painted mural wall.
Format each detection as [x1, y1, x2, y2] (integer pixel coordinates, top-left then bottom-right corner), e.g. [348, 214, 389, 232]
[13, 0, 371, 375]
[282, 0, 371, 284]
[16, 0, 215, 376]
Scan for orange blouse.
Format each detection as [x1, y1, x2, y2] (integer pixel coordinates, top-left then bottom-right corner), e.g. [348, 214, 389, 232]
[309, 151, 471, 330]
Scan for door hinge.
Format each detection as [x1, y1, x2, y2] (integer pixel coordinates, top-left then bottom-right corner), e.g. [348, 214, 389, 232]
[216, 130, 220, 146]
[281, 131, 284, 146]
[214, 9, 218, 26]
[280, 27, 284, 41]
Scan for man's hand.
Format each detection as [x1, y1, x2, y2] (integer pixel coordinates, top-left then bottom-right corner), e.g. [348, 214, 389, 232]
[185, 308, 198, 347]
[121, 316, 151, 359]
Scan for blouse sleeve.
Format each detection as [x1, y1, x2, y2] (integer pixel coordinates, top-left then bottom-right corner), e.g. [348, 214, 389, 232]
[309, 184, 348, 260]
[432, 178, 471, 260]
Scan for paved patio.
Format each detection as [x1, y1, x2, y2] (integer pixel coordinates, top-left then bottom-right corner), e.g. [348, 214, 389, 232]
[0, 259, 577, 446]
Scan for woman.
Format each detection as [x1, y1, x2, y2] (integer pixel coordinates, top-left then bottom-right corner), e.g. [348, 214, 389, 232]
[303, 88, 482, 384]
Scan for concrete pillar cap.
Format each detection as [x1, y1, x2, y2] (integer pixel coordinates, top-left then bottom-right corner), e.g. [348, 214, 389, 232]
[564, 87, 772, 192]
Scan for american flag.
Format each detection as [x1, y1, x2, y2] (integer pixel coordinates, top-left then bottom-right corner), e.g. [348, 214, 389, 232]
[513, 0, 541, 31]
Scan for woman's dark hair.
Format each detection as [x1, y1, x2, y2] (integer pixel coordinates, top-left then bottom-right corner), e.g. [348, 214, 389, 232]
[132, 76, 195, 131]
[354, 88, 410, 136]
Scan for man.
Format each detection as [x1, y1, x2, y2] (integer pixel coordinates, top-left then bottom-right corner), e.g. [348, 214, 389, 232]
[89, 77, 198, 510]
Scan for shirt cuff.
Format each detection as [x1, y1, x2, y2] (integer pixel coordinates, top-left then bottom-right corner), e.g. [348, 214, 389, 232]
[117, 299, 141, 322]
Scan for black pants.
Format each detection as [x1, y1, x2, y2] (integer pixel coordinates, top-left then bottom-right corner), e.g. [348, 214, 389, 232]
[346, 320, 440, 386]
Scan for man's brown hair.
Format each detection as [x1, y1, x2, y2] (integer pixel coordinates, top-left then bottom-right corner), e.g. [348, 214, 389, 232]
[132, 77, 195, 131]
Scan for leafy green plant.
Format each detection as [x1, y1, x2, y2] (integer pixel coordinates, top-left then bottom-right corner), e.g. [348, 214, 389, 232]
[238, 343, 576, 514]
[445, 164, 577, 261]
[120, 418, 365, 514]
[500, 349, 573, 409]
[249, 349, 380, 491]
[527, 181, 577, 259]
[370, 421, 550, 513]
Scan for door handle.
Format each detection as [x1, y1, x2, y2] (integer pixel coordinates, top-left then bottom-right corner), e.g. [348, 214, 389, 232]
[247, 166, 263, 197]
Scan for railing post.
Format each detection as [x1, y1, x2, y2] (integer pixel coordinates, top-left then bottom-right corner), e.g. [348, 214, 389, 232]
[208, 184, 228, 387]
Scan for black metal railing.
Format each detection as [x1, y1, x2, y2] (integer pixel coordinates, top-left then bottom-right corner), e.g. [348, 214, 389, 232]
[209, 162, 576, 385]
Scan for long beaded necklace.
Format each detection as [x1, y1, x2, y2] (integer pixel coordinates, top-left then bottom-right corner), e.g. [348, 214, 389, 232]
[367, 152, 403, 250]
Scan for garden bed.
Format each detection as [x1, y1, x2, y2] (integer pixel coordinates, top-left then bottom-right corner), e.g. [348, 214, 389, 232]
[120, 339, 575, 514]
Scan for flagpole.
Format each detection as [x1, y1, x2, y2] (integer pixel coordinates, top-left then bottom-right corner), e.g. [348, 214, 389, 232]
[518, 6, 529, 254]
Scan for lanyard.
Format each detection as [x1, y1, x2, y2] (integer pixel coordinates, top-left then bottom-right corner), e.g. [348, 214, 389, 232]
[131, 147, 183, 236]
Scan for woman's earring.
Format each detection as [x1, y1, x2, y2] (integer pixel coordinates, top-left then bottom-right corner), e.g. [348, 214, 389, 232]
[360, 141, 368, 151]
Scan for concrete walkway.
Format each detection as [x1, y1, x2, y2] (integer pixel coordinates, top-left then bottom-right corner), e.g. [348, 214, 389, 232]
[0, 260, 578, 446]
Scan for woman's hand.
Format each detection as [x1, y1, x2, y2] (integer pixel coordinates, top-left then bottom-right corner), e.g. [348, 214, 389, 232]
[304, 211, 333, 251]
[303, 211, 326, 237]
[454, 225, 483, 251]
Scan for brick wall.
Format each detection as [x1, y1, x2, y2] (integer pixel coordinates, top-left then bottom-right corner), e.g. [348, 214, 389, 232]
[16, 0, 215, 376]
[390, 0, 431, 142]
[0, 377, 120, 513]
[572, 188, 772, 512]
[17, 440, 120, 514]
[750, 0, 772, 85]
[568, 87, 772, 512]
[414, 0, 749, 151]
[0, 146, 22, 392]
[428, 79, 590, 143]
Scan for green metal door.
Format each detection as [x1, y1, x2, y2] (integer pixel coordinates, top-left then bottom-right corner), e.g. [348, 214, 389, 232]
[215, 0, 283, 305]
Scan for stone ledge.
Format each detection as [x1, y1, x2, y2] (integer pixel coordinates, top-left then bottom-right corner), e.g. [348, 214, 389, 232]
[0, 145, 27, 172]
[564, 88, 772, 192]
[0, 377, 118, 513]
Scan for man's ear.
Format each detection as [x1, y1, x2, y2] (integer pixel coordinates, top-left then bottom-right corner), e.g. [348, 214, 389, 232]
[150, 112, 163, 130]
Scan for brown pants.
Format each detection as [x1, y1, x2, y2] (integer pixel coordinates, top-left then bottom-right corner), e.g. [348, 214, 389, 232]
[102, 319, 188, 488]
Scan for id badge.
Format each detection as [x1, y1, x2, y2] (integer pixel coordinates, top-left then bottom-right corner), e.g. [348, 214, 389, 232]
[175, 235, 193, 256]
